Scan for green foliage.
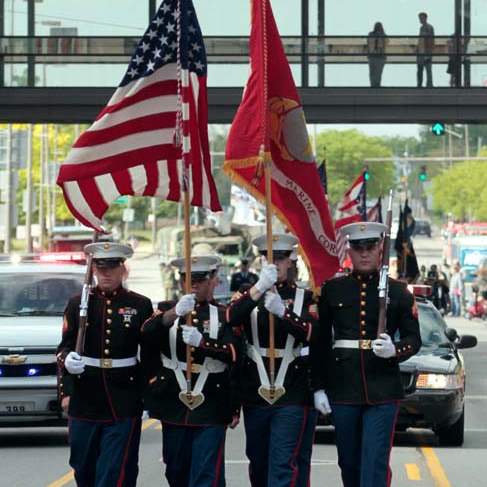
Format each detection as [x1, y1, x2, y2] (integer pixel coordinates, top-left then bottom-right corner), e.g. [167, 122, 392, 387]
[432, 158, 487, 220]
[315, 129, 395, 207]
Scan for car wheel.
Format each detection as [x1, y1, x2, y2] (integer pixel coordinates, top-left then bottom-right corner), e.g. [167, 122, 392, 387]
[437, 408, 464, 446]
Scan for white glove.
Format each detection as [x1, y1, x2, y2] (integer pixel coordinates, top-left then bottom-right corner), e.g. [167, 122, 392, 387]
[372, 333, 397, 359]
[175, 294, 196, 317]
[181, 325, 203, 347]
[264, 291, 286, 318]
[255, 264, 277, 294]
[65, 351, 85, 375]
[314, 389, 332, 415]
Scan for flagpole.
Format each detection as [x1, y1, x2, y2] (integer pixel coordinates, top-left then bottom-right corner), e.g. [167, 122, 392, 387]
[262, 146, 276, 395]
[260, 0, 277, 400]
[176, 0, 196, 408]
[183, 181, 194, 392]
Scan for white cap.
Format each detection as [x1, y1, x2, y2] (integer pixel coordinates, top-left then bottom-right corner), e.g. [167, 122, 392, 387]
[339, 222, 387, 242]
[252, 233, 298, 253]
[84, 242, 133, 261]
[191, 243, 222, 270]
[170, 256, 220, 276]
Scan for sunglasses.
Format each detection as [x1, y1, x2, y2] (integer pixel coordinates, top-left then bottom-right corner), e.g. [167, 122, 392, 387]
[350, 242, 379, 252]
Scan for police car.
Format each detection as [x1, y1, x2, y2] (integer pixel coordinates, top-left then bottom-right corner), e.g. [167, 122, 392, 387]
[0, 255, 84, 426]
[397, 285, 477, 446]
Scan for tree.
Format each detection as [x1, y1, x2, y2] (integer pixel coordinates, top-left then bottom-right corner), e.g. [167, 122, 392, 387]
[432, 157, 487, 221]
[315, 129, 396, 207]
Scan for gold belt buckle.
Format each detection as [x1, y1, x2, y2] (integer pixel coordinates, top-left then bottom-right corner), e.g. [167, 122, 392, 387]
[191, 363, 201, 373]
[101, 358, 113, 368]
[359, 339, 372, 350]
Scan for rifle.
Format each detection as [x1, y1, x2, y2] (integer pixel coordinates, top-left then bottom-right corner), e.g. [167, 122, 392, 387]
[377, 190, 393, 337]
[75, 234, 98, 354]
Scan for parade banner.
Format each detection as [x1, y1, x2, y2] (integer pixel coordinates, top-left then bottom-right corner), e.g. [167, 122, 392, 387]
[224, 0, 339, 288]
[57, 0, 221, 231]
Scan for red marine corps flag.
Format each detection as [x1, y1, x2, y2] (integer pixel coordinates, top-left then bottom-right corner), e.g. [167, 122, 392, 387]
[224, 0, 339, 287]
[57, 0, 221, 230]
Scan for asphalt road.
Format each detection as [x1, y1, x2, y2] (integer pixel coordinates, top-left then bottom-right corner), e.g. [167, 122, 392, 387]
[2, 235, 486, 487]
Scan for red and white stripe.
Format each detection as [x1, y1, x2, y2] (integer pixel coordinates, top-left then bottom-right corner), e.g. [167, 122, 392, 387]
[334, 174, 366, 265]
[57, 63, 220, 230]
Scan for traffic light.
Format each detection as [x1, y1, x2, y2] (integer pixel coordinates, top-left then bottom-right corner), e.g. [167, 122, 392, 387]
[363, 168, 370, 181]
[418, 165, 427, 182]
[431, 122, 445, 136]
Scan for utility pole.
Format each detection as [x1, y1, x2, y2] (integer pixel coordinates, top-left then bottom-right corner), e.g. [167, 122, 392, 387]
[39, 124, 46, 250]
[448, 127, 453, 168]
[124, 196, 132, 240]
[4, 124, 12, 254]
[44, 125, 52, 239]
[25, 124, 33, 253]
[51, 124, 58, 232]
[151, 197, 157, 253]
[464, 124, 470, 158]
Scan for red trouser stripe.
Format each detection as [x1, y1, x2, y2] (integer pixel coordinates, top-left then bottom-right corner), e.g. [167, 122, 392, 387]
[289, 406, 309, 487]
[116, 418, 136, 487]
[212, 432, 226, 487]
[386, 402, 400, 487]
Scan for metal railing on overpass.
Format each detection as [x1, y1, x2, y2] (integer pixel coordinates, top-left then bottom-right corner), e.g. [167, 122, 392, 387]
[0, 35, 484, 88]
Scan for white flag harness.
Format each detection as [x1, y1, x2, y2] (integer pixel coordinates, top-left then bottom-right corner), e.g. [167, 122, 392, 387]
[247, 287, 305, 390]
[161, 304, 227, 398]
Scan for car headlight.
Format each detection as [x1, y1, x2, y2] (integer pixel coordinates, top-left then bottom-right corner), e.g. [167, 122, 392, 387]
[416, 373, 463, 390]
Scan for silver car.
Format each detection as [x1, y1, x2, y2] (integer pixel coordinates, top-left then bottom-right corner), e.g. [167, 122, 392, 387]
[0, 261, 84, 426]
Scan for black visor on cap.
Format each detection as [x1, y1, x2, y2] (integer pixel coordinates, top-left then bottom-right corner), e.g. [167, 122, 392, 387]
[94, 258, 124, 269]
[259, 250, 291, 260]
[181, 271, 210, 282]
[349, 238, 380, 250]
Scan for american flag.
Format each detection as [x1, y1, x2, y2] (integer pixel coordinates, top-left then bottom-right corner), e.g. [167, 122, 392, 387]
[57, 0, 221, 231]
[334, 172, 367, 264]
[367, 195, 383, 223]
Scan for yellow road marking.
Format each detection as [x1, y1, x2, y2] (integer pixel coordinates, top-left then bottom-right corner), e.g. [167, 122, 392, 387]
[421, 447, 452, 487]
[46, 419, 157, 487]
[46, 471, 74, 487]
[141, 418, 158, 431]
[405, 463, 421, 481]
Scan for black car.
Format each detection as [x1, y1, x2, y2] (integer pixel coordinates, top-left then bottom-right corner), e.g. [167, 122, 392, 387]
[315, 295, 477, 447]
[397, 297, 477, 446]
[413, 219, 432, 237]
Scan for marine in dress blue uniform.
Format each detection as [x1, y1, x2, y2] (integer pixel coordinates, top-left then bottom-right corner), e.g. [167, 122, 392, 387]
[230, 259, 259, 293]
[140, 256, 240, 487]
[311, 222, 422, 487]
[57, 243, 153, 487]
[228, 234, 318, 487]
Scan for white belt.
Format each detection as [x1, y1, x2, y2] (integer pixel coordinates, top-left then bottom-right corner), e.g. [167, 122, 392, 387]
[82, 356, 137, 368]
[162, 355, 227, 374]
[333, 339, 373, 350]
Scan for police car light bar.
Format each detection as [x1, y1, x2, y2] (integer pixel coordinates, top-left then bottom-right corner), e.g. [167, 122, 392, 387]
[38, 252, 85, 263]
[407, 284, 433, 297]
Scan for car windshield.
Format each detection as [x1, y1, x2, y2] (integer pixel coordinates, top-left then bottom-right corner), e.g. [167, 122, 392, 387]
[0, 273, 83, 316]
[417, 304, 448, 348]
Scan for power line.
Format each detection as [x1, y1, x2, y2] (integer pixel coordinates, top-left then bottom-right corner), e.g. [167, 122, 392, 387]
[364, 156, 487, 163]
[5, 9, 143, 32]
